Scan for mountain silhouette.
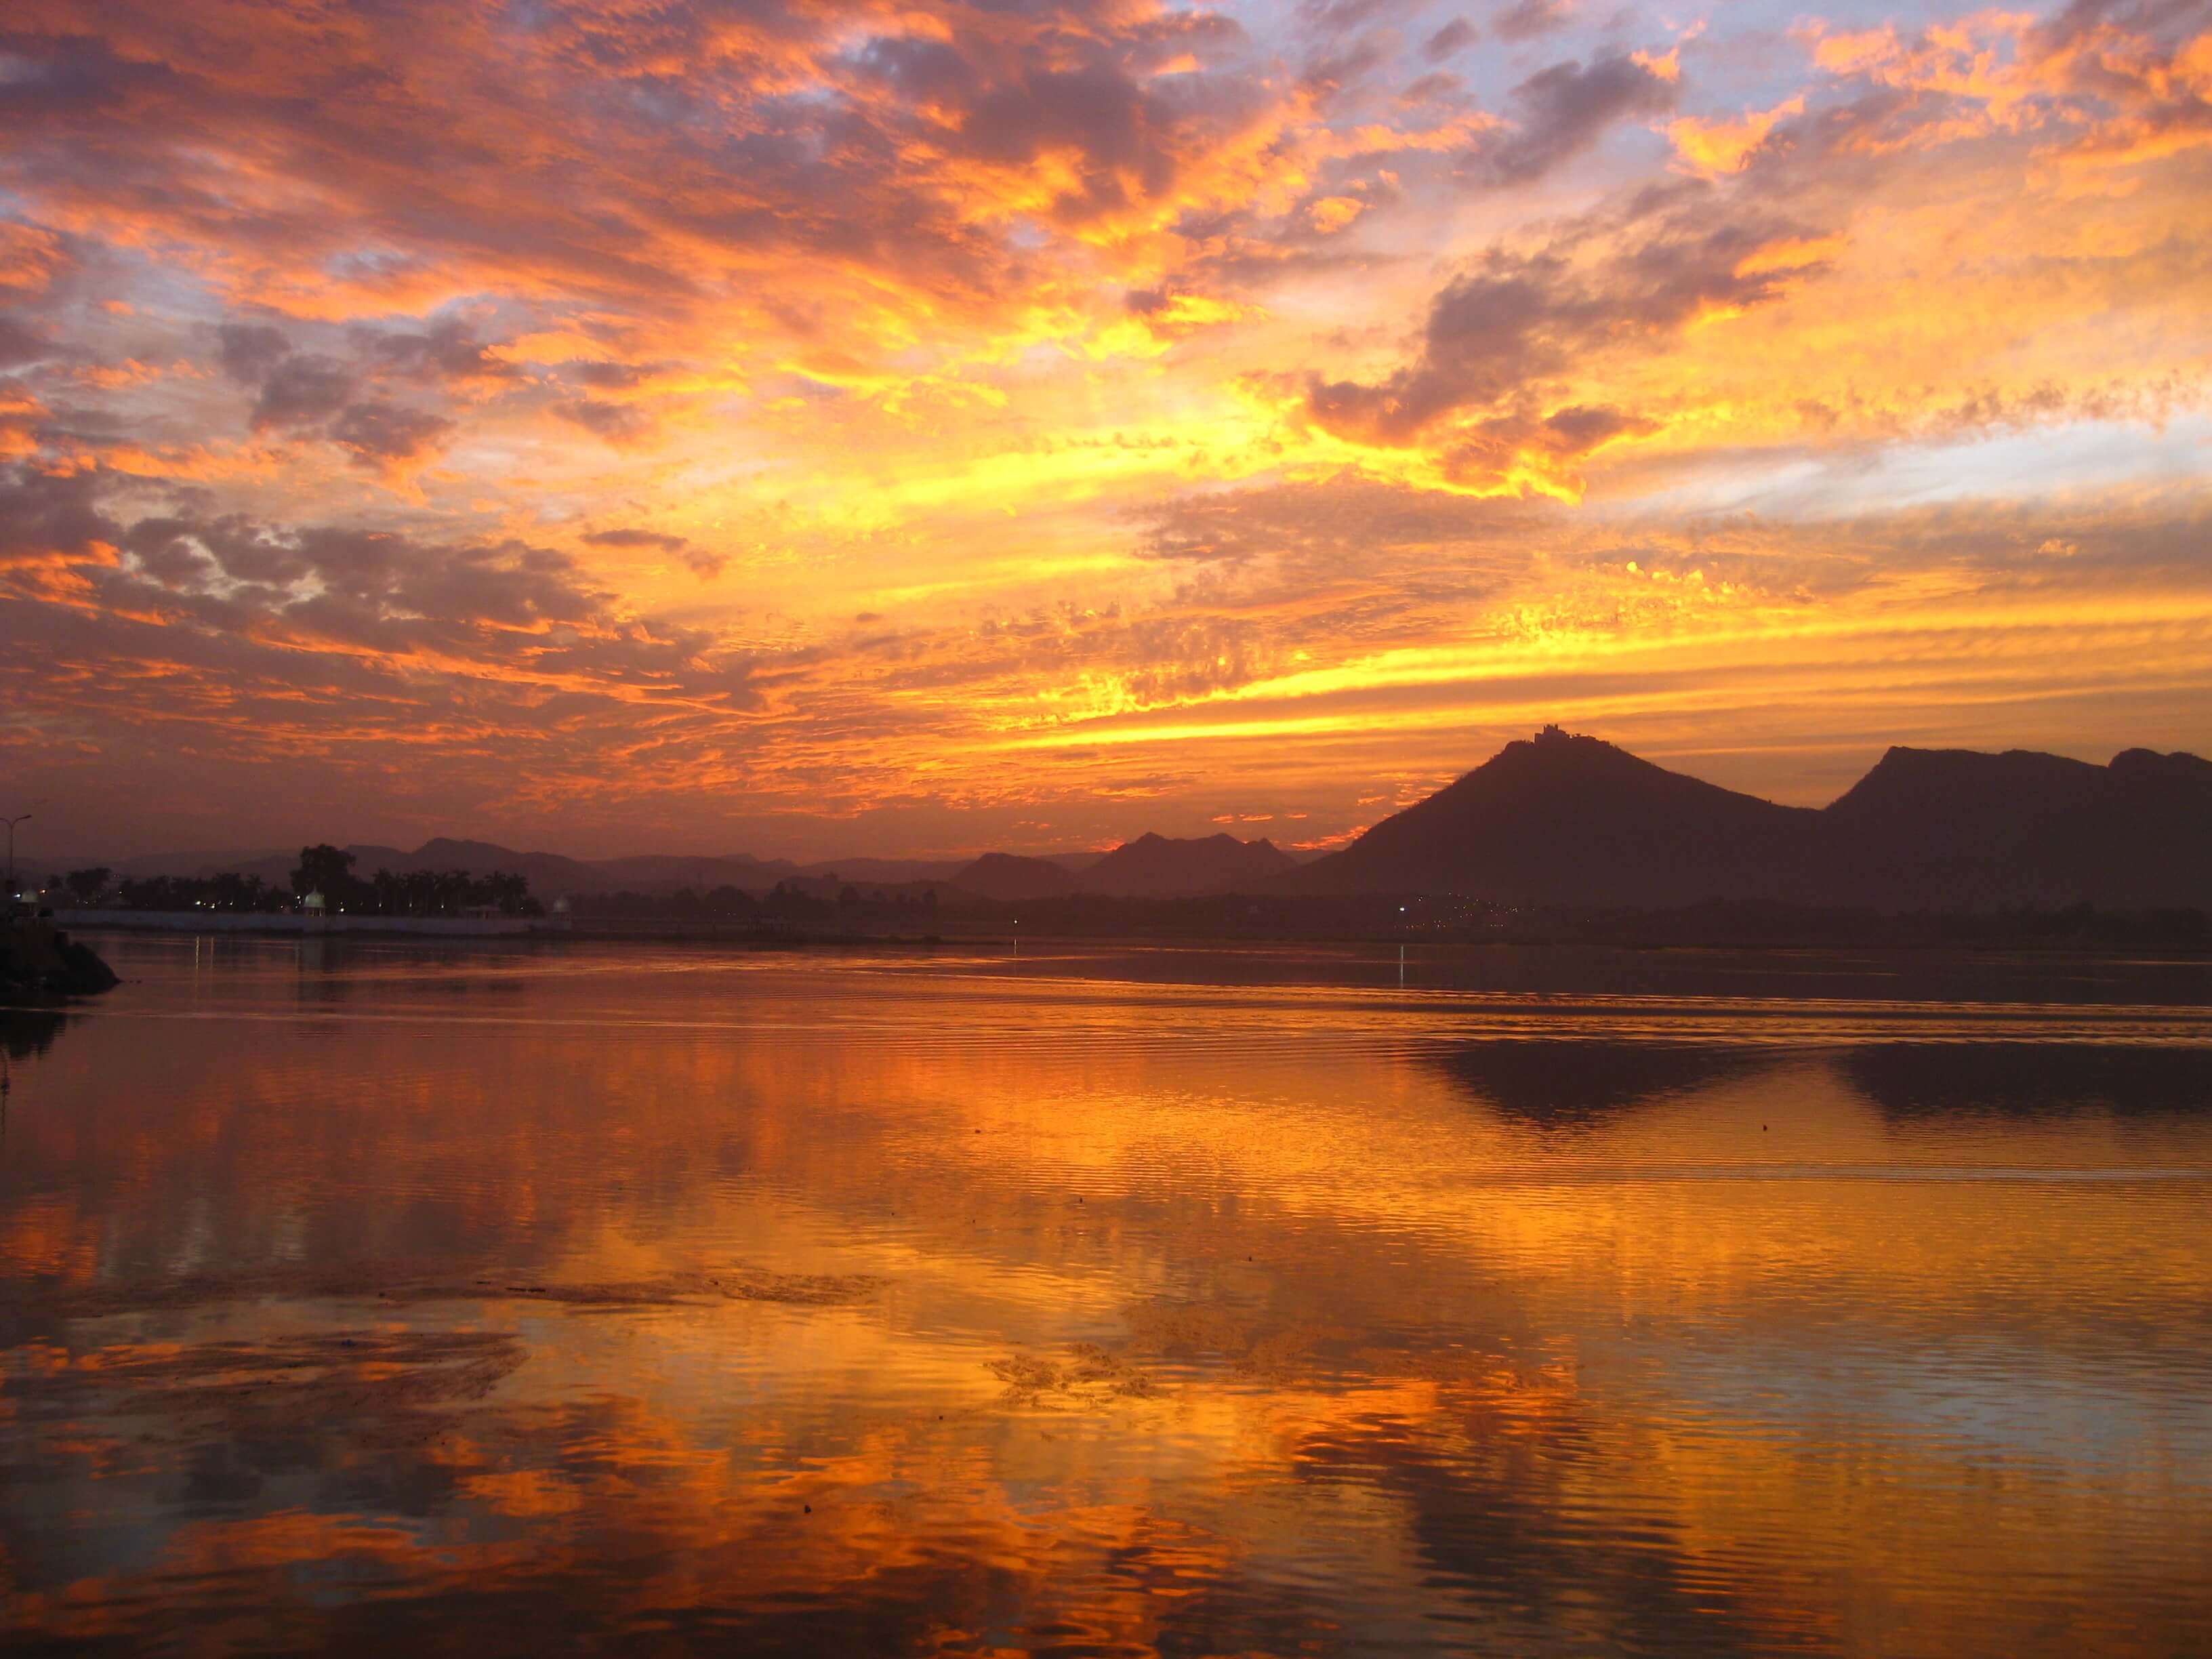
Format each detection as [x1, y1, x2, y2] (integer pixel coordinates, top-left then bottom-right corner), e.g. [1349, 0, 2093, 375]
[1820, 745, 2212, 908]
[1287, 726, 2212, 909]
[1286, 727, 1813, 905]
[949, 852, 1080, 901]
[1079, 832, 1298, 897]
[87, 731, 2212, 912]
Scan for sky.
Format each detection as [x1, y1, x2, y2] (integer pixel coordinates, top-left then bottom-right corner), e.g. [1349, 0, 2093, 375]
[1, 0, 2207, 861]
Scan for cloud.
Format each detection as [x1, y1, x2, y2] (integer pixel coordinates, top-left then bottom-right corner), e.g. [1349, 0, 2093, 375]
[0, 0, 2209, 853]
[1666, 96, 1805, 178]
[0, 380, 46, 459]
[1400, 71, 1465, 107]
[581, 529, 690, 552]
[1424, 20, 1480, 60]
[11, 472, 735, 704]
[572, 361, 653, 390]
[249, 354, 354, 432]
[1479, 56, 1679, 185]
[216, 323, 290, 384]
[0, 219, 69, 298]
[327, 400, 456, 469]
[1492, 0, 1574, 43]
[575, 525, 726, 577]
[554, 399, 653, 445]
[1433, 403, 1660, 490]
[208, 319, 465, 467]
[0, 315, 54, 369]
[1303, 191, 1822, 458]
[359, 320, 518, 386]
[0, 463, 115, 572]
[1299, 0, 1407, 33]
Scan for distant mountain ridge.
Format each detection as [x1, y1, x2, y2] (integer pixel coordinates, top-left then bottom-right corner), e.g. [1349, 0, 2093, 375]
[949, 836, 1300, 900]
[1288, 727, 2212, 910]
[1077, 832, 1299, 897]
[99, 832, 1298, 903]
[949, 853, 1082, 902]
[83, 729, 2212, 911]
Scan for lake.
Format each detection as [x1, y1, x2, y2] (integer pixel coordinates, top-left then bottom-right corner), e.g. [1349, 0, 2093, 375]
[3, 935, 2209, 1656]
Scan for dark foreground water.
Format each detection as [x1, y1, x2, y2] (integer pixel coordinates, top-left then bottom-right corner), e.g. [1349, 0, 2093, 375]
[3, 937, 2210, 1657]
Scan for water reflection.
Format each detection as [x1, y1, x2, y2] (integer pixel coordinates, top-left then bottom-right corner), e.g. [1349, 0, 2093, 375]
[1844, 1041, 2212, 1120]
[1, 937, 2209, 1656]
[1431, 1040, 1780, 1126]
[1, 1005, 69, 1062]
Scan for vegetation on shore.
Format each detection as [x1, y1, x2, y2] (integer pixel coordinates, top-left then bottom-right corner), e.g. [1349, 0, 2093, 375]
[48, 846, 541, 918]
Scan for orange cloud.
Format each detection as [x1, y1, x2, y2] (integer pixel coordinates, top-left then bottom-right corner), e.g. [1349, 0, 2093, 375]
[0, 0, 2205, 853]
[1668, 96, 1806, 176]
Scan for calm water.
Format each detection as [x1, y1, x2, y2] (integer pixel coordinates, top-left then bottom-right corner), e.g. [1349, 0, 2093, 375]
[4, 936, 2210, 1656]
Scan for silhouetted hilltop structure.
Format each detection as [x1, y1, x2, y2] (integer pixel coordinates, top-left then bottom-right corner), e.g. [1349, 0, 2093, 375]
[1287, 726, 1814, 905]
[1286, 726, 2212, 911]
[950, 852, 1080, 902]
[1081, 832, 1298, 898]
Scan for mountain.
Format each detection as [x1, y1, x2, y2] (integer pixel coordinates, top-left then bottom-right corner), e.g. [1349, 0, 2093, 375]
[1079, 832, 1299, 898]
[1286, 727, 1813, 905]
[83, 733, 2212, 914]
[949, 853, 1080, 901]
[1819, 744, 2212, 909]
[792, 857, 966, 884]
[586, 853, 796, 892]
[1287, 727, 2212, 910]
[333, 839, 619, 898]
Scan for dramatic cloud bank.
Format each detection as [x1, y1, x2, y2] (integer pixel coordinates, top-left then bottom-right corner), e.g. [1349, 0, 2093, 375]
[2, 0, 2208, 855]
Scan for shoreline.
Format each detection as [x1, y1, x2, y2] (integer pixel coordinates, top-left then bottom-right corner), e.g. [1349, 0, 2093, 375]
[54, 916, 2212, 963]
[51, 908, 540, 938]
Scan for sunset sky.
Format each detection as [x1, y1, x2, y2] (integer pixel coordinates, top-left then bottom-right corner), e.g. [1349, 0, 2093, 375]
[2, 0, 2207, 859]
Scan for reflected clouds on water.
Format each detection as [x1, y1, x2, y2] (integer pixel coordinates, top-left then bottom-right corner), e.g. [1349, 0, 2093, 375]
[2, 937, 2209, 1656]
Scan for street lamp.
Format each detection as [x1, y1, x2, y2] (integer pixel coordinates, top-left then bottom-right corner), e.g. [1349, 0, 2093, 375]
[1, 813, 28, 899]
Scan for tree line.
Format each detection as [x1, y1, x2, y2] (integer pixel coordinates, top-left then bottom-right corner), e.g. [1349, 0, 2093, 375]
[43, 866, 295, 912]
[290, 845, 539, 916]
[52, 846, 540, 917]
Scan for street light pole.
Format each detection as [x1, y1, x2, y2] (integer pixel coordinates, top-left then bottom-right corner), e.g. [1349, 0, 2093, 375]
[1, 814, 28, 899]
